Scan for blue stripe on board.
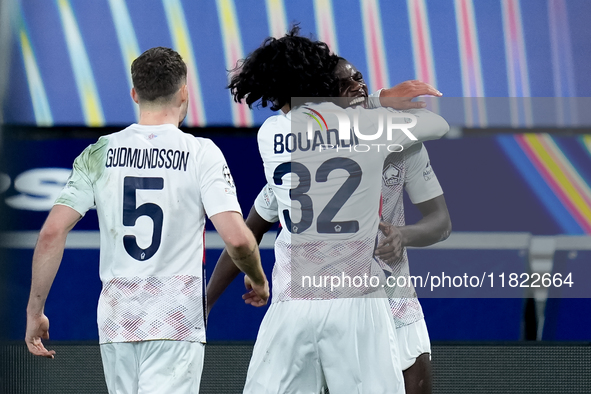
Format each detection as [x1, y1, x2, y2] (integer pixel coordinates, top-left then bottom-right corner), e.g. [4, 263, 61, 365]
[125, 0, 172, 51]
[283, 0, 318, 43]
[496, 135, 584, 234]
[233, 0, 276, 125]
[426, 0, 463, 97]
[69, 0, 133, 125]
[520, 0, 554, 97]
[566, 0, 591, 96]
[333, 0, 367, 79]
[165, 0, 229, 126]
[3, 39, 35, 124]
[473, 0, 508, 97]
[21, 0, 83, 125]
[377, 1, 416, 85]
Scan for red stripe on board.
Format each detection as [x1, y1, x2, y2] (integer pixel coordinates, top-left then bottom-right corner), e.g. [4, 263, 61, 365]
[414, 1, 430, 83]
[187, 79, 200, 125]
[321, 13, 334, 51]
[367, 3, 385, 89]
[517, 136, 591, 233]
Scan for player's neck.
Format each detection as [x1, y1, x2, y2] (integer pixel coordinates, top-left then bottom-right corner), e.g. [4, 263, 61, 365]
[137, 106, 181, 127]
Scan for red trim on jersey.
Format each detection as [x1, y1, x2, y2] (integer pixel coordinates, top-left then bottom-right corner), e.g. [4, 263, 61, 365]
[202, 229, 206, 266]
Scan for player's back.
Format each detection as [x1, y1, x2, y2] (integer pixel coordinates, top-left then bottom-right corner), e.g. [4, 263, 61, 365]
[87, 125, 210, 280]
[257, 101, 446, 300]
[57, 123, 231, 343]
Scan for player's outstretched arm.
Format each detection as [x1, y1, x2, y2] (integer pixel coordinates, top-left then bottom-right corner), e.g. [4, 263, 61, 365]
[378, 80, 442, 110]
[207, 206, 274, 314]
[210, 211, 270, 308]
[376, 80, 449, 145]
[399, 195, 452, 247]
[26, 205, 81, 359]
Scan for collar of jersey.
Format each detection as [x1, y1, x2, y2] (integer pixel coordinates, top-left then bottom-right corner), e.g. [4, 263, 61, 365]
[130, 123, 179, 133]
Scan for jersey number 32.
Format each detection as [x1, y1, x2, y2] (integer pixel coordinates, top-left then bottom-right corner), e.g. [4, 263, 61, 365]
[273, 158, 361, 235]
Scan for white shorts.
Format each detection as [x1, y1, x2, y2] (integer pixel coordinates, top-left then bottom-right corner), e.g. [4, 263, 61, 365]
[243, 296, 405, 394]
[100, 340, 205, 394]
[396, 319, 431, 371]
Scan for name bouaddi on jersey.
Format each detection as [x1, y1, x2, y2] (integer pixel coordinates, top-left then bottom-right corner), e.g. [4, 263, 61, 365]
[257, 100, 448, 301]
[379, 143, 443, 327]
[55, 123, 241, 344]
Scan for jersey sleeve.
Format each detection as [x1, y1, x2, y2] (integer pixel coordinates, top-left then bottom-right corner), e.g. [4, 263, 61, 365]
[404, 143, 444, 204]
[391, 108, 449, 149]
[54, 144, 96, 216]
[369, 89, 383, 98]
[253, 184, 279, 223]
[355, 106, 449, 151]
[198, 139, 242, 218]
[365, 90, 384, 109]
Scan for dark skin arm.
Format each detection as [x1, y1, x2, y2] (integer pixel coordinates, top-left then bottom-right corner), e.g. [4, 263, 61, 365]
[207, 206, 274, 315]
[401, 194, 451, 247]
[374, 195, 451, 263]
[207, 206, 404, 313]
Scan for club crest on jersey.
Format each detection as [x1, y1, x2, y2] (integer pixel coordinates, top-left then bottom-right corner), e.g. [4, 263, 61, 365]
[383, 164, 402, 186]
[262, 186, 274, 207]
[222, 165, 235, 188]
[423, 161, 434, 181]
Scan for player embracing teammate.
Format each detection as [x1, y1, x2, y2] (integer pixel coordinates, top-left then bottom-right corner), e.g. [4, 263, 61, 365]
[208, 27, 450, 393]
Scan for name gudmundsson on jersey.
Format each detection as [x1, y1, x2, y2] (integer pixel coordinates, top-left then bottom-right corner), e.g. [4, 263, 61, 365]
[105, 147, 190, 171]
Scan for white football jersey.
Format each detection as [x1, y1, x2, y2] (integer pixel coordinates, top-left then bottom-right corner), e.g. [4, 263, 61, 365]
[55, 123, 241, 344]
[253, 183, 279, 223]
[257, 101, 448, 301]
[254, 144, 444, 326]
[379, 143, 443, 328]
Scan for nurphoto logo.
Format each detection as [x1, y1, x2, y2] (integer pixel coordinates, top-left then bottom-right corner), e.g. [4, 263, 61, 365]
[304, 105, 419, 143]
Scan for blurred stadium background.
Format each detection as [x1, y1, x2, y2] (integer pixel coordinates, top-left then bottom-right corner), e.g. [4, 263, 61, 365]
[1, 0, 591, 393]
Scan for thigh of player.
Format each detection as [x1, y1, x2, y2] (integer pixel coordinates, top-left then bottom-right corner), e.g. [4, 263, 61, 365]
[397, 319, 432, 394]
[100, 340, 205, 394]
[397, 318, 431, 371]
[243, 301, 324, 394]
[317, 296, 406, 394]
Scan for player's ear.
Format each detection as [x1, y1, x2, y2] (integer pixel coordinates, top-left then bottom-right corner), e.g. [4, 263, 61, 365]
[131, 88, 140, 104]
[180, 84, 188, 103]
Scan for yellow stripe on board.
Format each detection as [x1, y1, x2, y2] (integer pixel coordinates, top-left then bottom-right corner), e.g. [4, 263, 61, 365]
[582, 135, 591, 157]
[524, 134, 591, 228]
[162, 0, 206, 126]
[107, 0, 140, 120]
[541, 134, 591, 208]
[217, 0, 253, 127]
[19, 29, 52, 126]
[56, 0, 104, 126]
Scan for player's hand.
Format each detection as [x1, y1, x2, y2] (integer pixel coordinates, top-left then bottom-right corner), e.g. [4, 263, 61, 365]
[375, 221, 403, 266]
[25, 313, 56, 359]
[242, 275, 270, 307]
[379, 80, 442, 110]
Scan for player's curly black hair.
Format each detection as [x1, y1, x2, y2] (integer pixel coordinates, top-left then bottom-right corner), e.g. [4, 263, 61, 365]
[227, 26, 340, 111]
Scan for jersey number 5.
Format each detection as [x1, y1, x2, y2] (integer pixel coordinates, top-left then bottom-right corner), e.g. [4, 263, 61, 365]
[123, 176, 164, 261]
